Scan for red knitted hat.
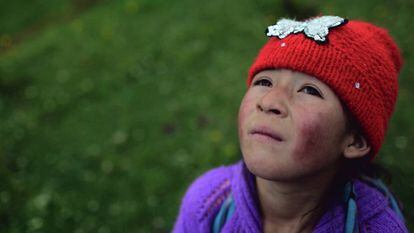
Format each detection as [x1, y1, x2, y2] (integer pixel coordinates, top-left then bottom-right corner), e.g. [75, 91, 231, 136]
[247, 16, 403, 159]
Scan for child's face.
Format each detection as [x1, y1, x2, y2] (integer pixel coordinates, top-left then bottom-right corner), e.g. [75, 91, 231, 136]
[238, 69, 349, 181]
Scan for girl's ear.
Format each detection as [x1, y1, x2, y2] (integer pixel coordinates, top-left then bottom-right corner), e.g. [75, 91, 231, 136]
[343, 133, 371, 159]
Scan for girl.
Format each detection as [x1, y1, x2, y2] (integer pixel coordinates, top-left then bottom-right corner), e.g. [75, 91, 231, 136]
[173, 16, 409, 233]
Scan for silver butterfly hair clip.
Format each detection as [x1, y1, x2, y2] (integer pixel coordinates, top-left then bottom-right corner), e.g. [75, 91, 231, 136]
[266, 16, 348, 44]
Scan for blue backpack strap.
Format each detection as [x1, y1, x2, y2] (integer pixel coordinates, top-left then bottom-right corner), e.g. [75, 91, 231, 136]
[212, 194, 236, 233]
[343, 181, 359, 233]
[343, 177, 406, 233]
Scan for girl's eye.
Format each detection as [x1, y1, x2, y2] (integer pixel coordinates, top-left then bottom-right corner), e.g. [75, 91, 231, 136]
[299, 86, 323, 98]
[253, 79, 272, 87]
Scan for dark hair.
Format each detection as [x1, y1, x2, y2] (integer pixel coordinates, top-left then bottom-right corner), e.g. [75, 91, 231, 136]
[341, 156, 392, 184]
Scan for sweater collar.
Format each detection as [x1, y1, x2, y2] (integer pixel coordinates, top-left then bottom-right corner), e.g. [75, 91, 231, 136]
[231, 160, 262, 232]
[231, 160, 388, 232]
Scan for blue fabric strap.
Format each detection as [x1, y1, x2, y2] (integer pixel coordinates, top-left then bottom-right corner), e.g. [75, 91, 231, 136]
[212, 194, 236, 233]
[344, 181, 359, 233]
[343, 178, 405, 233]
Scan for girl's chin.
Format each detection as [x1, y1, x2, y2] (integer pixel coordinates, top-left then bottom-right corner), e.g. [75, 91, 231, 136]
[243, 155, 313, 182]
[244, 156, 287, 177]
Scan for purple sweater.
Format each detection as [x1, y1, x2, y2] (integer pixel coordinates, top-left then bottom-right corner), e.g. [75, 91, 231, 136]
[173, 161, 408, 233]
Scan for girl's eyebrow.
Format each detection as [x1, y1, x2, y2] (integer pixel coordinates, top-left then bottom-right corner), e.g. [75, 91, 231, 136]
[253, 75, 271, 81]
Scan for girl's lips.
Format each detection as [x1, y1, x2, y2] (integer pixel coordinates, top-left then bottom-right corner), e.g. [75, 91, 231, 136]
[249, 126, 283, 142]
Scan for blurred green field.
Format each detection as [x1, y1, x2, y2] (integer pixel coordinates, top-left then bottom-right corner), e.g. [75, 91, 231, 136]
[0, 0, 413, 232]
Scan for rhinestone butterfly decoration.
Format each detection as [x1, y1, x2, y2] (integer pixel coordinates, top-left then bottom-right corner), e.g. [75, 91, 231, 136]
[266, 16, 348, 44]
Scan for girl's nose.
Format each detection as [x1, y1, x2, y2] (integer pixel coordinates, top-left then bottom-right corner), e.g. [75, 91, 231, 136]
[256, 87, 289, 117]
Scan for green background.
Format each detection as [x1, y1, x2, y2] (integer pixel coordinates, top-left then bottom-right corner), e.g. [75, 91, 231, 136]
[1, 0, 413, 232]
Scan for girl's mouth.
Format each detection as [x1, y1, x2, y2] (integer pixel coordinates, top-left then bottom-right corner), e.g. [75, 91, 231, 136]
[249, 126, 283, 142]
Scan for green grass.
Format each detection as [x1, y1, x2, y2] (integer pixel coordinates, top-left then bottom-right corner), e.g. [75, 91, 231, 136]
[0, 0, 413, 232]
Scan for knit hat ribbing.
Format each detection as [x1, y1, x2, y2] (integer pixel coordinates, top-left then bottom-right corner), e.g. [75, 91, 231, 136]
[247, 18, 403, 158]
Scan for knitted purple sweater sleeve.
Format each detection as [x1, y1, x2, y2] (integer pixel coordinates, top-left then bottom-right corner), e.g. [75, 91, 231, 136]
[172, 175, 207, 233]
[353, 180, 409, 233]
[362, 207, 409, 233]
[172, 166, 232, 233]
[172, 188, 198, 233]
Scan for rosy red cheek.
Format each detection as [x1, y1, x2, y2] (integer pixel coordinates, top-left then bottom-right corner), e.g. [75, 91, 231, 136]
[292, 112, 328, 163]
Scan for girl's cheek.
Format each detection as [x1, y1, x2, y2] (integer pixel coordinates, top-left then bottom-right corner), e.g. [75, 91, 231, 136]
[291, 111, 331, 164]
[238, 94, 256, 138]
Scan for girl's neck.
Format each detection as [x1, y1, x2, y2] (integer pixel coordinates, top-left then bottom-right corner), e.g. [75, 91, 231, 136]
[255, 170, 337, 233]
